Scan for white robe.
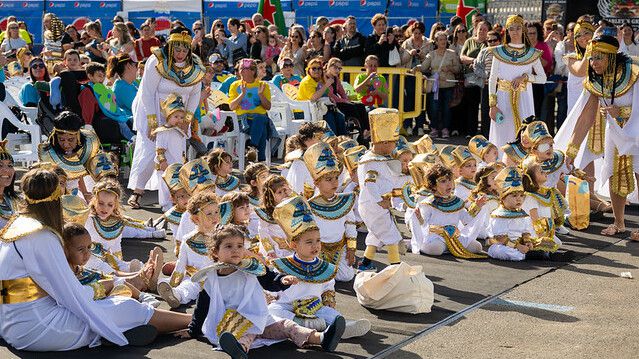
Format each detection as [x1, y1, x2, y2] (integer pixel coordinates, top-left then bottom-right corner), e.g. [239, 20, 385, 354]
[149, 126, 187, 209]
[487, 213, 535, 261]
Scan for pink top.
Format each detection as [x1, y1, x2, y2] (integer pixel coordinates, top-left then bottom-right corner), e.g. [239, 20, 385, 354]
[535, 42, 553, 75]
[328, 79, 349, 104]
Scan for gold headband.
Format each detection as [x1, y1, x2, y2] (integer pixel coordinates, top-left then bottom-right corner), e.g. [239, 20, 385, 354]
[168, 31, 192, 45]
[94, 188, 120, 198]
[506, 15, 524, 29]
[192, 200, 218, 215]
[591, 41, 618, 54]
[25, 185, 62, 204]
[574, 21, 595, 36]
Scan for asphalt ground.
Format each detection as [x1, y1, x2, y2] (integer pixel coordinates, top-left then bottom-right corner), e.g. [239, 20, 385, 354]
[2, 135, 638, 358]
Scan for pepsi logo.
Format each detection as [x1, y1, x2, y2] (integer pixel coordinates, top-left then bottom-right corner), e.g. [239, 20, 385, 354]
[329, 0, 335, 6]
[237, 2, 243, 7]
[155, 17, 172, 32]
[72, 17, 90, 30]
[360, 0, 366, 5]
[49, 2, 54, 7]
[208, 2, 213, 7]
[22, 2, 28, 7]
[74, 1, 79, 7]
[99, 2, 105, 7]
[298, 0, 304, 6]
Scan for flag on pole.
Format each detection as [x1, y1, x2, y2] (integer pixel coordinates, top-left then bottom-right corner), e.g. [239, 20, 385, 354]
[258, 0, 287, 36]
[456, 0, 481, 30]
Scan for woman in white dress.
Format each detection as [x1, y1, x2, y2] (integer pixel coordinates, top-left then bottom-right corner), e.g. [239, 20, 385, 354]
[488, 15, 546, 152]
[127, 27, 204, 209]
[0, 168, 192, 351]
[561, 33, 639, 237]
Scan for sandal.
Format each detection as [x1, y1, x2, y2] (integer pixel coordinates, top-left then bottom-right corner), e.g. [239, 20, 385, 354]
[601, 224, 627, 236]
[127, 193, 142, 209]
[148, 247, 164, 293]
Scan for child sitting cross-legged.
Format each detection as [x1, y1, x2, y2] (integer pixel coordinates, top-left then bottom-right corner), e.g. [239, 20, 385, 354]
[176, 224, 346, 358]
[208, 148, 241, 197]
[269, 195, 371, 339]
[157, 190, 219, 308]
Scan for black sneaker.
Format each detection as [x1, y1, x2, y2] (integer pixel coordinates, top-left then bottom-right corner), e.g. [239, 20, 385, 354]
[123, 324, 158, 346]
[321, 315, 345, 352]
[219, 332, 248, 359]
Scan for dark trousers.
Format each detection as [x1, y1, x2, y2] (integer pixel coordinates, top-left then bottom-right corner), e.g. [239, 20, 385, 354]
[555, 82, 568, 130]
[461, 85, 481, 136]
[429, 87, 453, 131]
[336, 101, 368, 132]
[480, 85, 491, 137]
[532, 83, 545, 118]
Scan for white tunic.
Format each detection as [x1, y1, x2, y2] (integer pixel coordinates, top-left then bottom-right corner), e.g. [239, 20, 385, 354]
[416, 196, 477, 254]
[487, 210, 535, 261]
[286, 157, 315, 198]
[85, 215, 138, 271]
[166, 231, 214, 304]
[0, 221, 127, 350]
[257, 215, 294, 259]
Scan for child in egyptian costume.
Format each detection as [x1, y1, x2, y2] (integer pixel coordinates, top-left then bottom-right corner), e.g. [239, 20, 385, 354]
[0, 168, 192, 351]
[390, 135, 416, 209]
[257, 174, 295, 259]
[149, 93, 189, 212]
[177, 225, 346, 358]
[157, 191, 219, 309]
[356, 108, 407, 271]
[269, 195, 371, 339]
[556, 32, 639, 237]
[285, 122, 326, 199]
[488, 14, 546, 152]
[336, 138, 359, 193]
[468, 135, 499, 169]
[303, 142, 358, 282]
[460, 162, 505, 245]
[452, 146, 478, 203]
[406, 153, 439, 254]
[413, 164, 486, 258]
[243, 162, 270, 242]
[340, 145, 367, 230]
[38, 111, 100, 199]
[0, 141, 20, 228]
[128, 27, 204, 209]
[151, 163, 189, 245]
[208, 148, 241, 197]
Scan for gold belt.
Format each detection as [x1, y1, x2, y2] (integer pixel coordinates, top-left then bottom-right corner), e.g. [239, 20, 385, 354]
[429, 225, 487, 259]
[1, 277, 49, 304]
[321, 237, 346, 265]
[497, 78, 529, 135]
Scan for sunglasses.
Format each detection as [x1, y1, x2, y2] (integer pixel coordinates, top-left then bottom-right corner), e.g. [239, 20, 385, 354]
[193, 27, 202, 31]
[487, 38, 499, 43]
[291, 35, 300, 39]
[31, 63, 45, 69]
[310, 67, 322, 71]
[458, 29, 467, 33]
[215, 24, 224, 28]
[282, 63, 294, 68]
[8, 27, 18, 30]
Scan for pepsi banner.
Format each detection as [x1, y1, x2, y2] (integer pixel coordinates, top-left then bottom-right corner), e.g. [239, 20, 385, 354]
[46, 0, 121, 38]
[0, 0, 44, 43]
[387, 0, 438, 31]
[126, 10, 201, 37]
[293, 0, 387, 35]
[203, 0, 260, 28]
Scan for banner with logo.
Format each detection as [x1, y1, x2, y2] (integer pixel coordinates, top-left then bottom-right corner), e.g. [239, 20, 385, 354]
[0, 0, 44, 43]
[47, 0, 121, 38]
[203, 0, 259, 28]
[293, 0, 387, 35]
[387, 0, 438, 32]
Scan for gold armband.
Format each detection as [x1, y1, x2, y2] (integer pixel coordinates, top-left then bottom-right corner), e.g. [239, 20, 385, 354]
[467, 202, 481, 217]
[566, 143, 579, 159]
[519, 232, 534, 245]
[169, 271, 184, 288]
[321, 290, 336, 308]
[489, 94, 498, 107]
[89, 282, 107, 300]
[346, 237, 357, 250]
[156, 148, 167, 170]
[147, 114, 158, 130]
[570, 168, 587, 180]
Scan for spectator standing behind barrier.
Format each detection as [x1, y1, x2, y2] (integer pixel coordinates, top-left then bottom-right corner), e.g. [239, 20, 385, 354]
[322, 27, 337, 63]
[473, 30, 501, 138]
[298, 57, 347, 136]
[365, 13, 400, 68]
[334, 16, 366, 67]
[354, 55, 388, 107]
[191, 21, 215, 62]
[279, 27, 306, 76]
[134, 22, 161, 62]
[553, 22, 574, 130]
[527, 22, 553, 120]
[417, 31, 461, 139]
[460, 20, 490, 138]
[402, 21, 431, 135]
[228, 18, 248, 54]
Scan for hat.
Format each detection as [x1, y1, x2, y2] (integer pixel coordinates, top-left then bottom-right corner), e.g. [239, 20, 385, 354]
[343, 145, 366, 173]
[86, 152, 117, 181]
[591, 33, 619, 54]
[369, 108, 400, 144]
[161, 93, 187, 120]
[162, 163, 184, 193]
[111, 15, 124, 23]
[468, 135, 497, 160]
[315, 120, 337, 146]
[337, 139, 358, 154]
[273, 195, 319, 242]
[408, 153, 440, 189]
[303, 142, 340, 181]
[218, 201, 233, 225]
[61, 194, 90, 224]
[525, 121, 553, 147]
[179, 158, 215, 195]
[167, 28, 192, 47]
[452, 146, 475, 166]
[393, 135, 413, 159]
[411, 134, 436, 154]
[0, 140, 13, 164]
[208, 53, 225, 64]
[439, 145, 458, 169]
[495, 167, 524, 199]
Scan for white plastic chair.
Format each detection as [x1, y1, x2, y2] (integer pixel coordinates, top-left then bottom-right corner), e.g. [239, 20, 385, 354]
[201, 91, 247, 171]
[0, 100, 41, 166]
[269, 82, 314, 122]
[3, 77, 38, 126]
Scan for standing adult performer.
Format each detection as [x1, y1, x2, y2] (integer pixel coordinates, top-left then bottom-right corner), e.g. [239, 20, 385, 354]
[560, 33, 639, 238]
[488, 15, 546, 153]
[127, 27, 204, 209]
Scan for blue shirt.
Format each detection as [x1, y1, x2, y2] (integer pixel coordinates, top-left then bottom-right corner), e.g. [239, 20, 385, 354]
[218, 75, 237, 95]
[113, 79, 138, 117]
[19, 82, 39, 107]
[272, 74, 302, 90]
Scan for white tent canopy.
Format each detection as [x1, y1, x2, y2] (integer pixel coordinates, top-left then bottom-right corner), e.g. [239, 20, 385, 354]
[122, 0, 202, 14]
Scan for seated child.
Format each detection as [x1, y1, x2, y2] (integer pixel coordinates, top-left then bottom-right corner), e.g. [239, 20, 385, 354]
[158, 190, 219, 308]
[219, 191, 253, 242]
[257, 174, 295, 259]
[406, 153, 439, 253]
[411, 134, 437, 155]
[415, 164, 486, 258]
[452, 146, 478, 203]
[180, 224, 346, 357]
[304, 142, 358, 282]
[438, 145, 460, 178]
[460, 163, 504, 245]
[155, 163, 189, 247]
[270, 195, 371, 339]
[243, 162, 270, 241]
[468, 135, 498, 169]
[501, 120, 534, 167]
[153, 93, 189, 211]
[340, 145, 367, 229]
[208, 148, 241, 197]
[286, 122, 325, 199]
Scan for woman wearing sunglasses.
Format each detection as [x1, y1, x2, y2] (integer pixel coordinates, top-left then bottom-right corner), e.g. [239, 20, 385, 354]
[272, 57, 302, 90]
[298, 57, 347, 136]
[1, 22, 27, 56]
[19, 57, 51, 108]
[279, 27, 306, 76]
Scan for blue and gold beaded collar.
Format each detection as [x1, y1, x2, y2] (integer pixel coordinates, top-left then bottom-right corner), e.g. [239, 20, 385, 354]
[0, 196, 16, 220]
[491, 45, 541, 65]
[248, 195, 260, 207]
[76, 267, 105, 285]
[585, 59, 639, 98]
[455, 177, 477, 191]
[91, 216, 125, 240]
[216, 175, 240, 192]
[153, 47, 205, 87]
[255, 207, 276, 224]
[422, 194, 465, 213]
[38, 129, 100, 180]
[541, 151, 565, 174]
[502, 142, 528, 165]
[272, 255, 337, 283]
[491, 205, 528, 218]
[185, 231, 210, 256]
[309, 193, 356, 220]
[164, 206, 184, 225]
[235, 257, 267, 276]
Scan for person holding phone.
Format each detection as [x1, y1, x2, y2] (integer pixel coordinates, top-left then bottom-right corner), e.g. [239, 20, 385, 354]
[488, 15, 546, 154]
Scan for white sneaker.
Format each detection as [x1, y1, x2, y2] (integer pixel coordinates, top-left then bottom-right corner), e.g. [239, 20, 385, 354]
[152, 229, 166, 239]
[342, 318, 371, 339]
[157, 282, 180, 309]
[556, 225, 570, 235]
[138, 292, 161, 308]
